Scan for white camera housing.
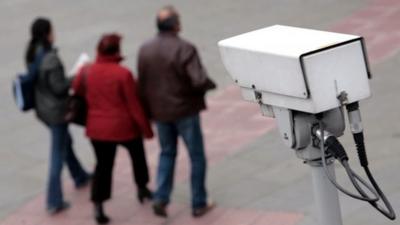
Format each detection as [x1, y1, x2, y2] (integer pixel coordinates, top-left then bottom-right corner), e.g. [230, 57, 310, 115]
[218, 25, 371, 114]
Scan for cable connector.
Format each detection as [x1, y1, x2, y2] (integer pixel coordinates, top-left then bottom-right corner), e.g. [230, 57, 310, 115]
[353, 132, 369, 167]
[314, 127, 348, 162]
[325, 136, 349, 162]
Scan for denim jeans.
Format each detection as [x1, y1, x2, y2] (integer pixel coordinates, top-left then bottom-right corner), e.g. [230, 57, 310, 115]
[154, 114, 207, 209]
[47, 123, 90, 209]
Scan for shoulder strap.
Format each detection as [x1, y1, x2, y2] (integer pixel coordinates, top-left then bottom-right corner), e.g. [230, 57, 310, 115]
[28, 48, 46, 76]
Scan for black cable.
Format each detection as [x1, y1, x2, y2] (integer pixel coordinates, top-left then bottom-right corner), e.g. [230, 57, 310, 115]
[342, 161, 379, 202]
[346, 102, 395, 219]
[323, 132, 379, 201]
[353, 132, 368, 167]
[364, 166, 396, 220]
[318, 121, 378, 202]
[352, 133, 396, 220]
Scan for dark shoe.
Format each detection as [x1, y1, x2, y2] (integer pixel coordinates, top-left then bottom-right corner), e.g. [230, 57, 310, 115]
[152, 201, 167, 218]
[47, 201, 70, 215]
[76, 173, 92, 189]
[138, 187, 153, 204]
[192, 200, 215, 218]
[94, 202, 110, 224]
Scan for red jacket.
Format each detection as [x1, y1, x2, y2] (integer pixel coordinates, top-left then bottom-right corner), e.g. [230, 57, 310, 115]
[72, 55, 153, 141]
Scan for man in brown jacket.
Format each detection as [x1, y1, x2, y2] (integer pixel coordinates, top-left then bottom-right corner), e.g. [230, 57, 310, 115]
[138, 5, 216, 218]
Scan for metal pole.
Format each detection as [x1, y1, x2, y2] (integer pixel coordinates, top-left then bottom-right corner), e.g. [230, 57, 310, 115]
[309, 161, 343, 225]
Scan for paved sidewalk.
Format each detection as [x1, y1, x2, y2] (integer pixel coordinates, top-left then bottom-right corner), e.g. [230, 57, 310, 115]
[0, 87, 305, 225]
[331, 0, 400, 62]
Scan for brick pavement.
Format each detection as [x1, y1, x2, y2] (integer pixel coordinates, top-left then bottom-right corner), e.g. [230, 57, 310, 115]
[2, 0, 400, 224]
[1, 87, 292, 225]
[330, 0, 400, 63]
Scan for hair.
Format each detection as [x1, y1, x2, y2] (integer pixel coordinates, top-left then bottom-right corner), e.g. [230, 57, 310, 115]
[156, 6, 179, 32]
[97, 33, 121, 56]
[25, 17, 52, 65]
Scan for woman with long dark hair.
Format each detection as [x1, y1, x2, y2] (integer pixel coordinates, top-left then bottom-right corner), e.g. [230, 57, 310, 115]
[26, 17, 91, 214]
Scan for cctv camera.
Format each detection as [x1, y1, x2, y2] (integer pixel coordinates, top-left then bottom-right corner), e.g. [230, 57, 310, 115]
[218, 25, 371, 114]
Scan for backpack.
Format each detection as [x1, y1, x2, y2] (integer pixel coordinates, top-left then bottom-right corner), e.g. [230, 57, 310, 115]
[12, 50, 46, 111]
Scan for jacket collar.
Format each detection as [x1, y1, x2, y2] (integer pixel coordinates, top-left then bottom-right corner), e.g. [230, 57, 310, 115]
[158, 31, 178, 37]
[96, 54, 123, 63]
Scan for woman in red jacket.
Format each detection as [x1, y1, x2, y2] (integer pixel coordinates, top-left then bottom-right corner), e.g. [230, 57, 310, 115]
[73, 33, 153, 224]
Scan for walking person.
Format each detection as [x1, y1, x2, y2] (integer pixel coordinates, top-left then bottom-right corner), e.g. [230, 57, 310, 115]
[73, 33, 153, 224]
[26, 17, 91, 214]
[138, 6, 216, 218]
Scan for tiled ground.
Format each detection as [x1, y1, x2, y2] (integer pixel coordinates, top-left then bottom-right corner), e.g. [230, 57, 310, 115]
[0, 87, 285, 225]
[330, 0, 400, 62]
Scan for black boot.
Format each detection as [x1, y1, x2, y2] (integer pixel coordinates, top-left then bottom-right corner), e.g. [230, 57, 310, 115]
[94, 202, 110, 224]
[137, 187, 153, 204]
[152, 201, 167, 217]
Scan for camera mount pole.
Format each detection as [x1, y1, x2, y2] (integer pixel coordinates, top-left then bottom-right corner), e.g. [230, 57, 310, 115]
[297, 147, 343, 225]
[273, 107, 344, 225]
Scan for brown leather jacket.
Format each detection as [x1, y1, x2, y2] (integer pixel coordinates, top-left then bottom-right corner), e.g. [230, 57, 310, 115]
[138, 32, 216, 122]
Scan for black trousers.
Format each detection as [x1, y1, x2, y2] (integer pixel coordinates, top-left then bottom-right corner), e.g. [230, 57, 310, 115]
[90, 138, 150, 203]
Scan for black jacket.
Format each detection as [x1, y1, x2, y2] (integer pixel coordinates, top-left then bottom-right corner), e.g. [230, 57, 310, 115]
[34, 49, 71, 125]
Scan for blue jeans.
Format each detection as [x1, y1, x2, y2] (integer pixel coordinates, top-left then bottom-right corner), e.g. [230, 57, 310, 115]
[154, 114, 207, 209]
[47, 124, 90, 209]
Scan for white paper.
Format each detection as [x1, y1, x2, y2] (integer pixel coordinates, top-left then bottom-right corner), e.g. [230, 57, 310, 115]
[69, 53, 91, 76]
